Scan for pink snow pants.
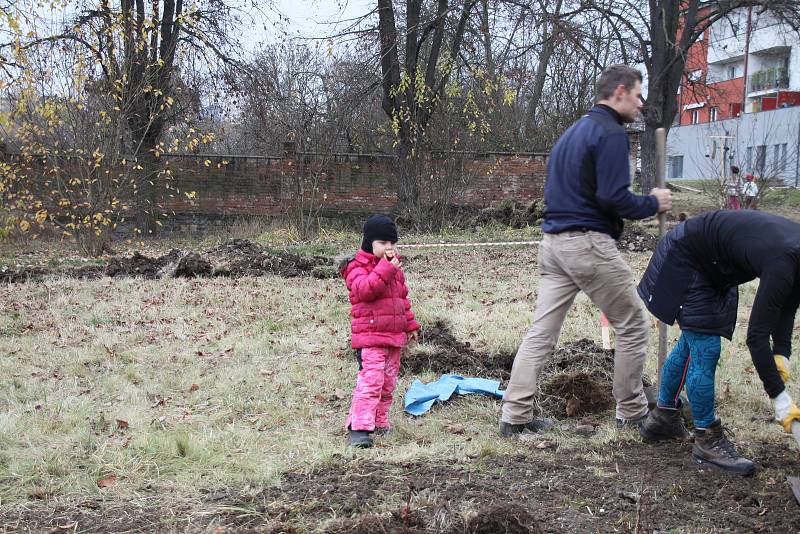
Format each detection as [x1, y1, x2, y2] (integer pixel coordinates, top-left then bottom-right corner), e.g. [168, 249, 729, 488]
[346, 347, 402, 431]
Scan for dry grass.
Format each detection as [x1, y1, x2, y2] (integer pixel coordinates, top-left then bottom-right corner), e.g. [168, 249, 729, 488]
[0, 208, 798, 531]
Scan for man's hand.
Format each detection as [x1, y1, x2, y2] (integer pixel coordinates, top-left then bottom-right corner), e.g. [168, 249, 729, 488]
[775, 354, 790, 383]
[650, 188, 673, 213]
[772, 391, 800, 433]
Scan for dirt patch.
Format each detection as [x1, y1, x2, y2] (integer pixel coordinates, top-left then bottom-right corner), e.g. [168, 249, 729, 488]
[403, 321, 648, 419]
[541, 372, 612, 417]
[207, 239, 332, 279]
[5, 441, 799, 532]
[537, 338, 619, 418]
[464, 504, 543, 534]
[471, 199, 544, 229]
[3, 239, 338, 283]
[324, 508, 426, 533]
[105, 249, 183, 279]
[616, 225, 659, 252]
[172, 252, 214, 278]
[401, 320, 515, 380]
[0, 264, 105, 283]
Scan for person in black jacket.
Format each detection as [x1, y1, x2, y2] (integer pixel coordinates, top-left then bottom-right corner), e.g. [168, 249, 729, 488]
[637, 210, 800, 475]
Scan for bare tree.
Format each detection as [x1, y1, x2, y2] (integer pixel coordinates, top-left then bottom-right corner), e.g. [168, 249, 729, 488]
[4, 0, 262, 233]
[583, 0, 800, 191]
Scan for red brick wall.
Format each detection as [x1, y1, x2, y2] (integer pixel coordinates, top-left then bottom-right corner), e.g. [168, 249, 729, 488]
[157, 151, 548, 220]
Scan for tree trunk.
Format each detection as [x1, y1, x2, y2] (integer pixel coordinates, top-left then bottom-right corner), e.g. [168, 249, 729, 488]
[394, 141, 421, 225]
[526, 0, 563, 142]
[135, 149, 159, 235]
[640, 126, 658, 194]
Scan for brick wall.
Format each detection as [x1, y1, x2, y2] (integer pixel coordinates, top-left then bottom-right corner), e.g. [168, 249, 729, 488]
[157, 147, 549, 228]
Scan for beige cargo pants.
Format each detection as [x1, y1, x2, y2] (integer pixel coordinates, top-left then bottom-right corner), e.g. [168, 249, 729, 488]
[501, 231, 650, 423]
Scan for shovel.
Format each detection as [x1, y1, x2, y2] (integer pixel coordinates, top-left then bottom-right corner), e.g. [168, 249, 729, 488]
[789, 421, 800, 505]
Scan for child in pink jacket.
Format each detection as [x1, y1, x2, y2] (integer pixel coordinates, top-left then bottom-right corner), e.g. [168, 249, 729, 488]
[338, 215, 420, 448]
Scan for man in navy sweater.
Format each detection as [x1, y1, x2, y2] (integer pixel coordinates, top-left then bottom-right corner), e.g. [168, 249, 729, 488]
[500, 65, 672, 436]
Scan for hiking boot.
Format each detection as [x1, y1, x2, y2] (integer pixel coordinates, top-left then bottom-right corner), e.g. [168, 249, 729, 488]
[348, 429, 374, 448]
[639, 406, 690, 442]
[692, 420, 755, 476]
[499, 418, 555, 438]
[616, 410, 649, 429]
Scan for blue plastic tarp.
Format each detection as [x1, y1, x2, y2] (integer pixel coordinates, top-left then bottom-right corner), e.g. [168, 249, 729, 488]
[404, 374, 504, 416]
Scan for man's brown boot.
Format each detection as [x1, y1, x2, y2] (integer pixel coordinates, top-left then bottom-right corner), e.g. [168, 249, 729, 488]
[692, 420, 755, 476]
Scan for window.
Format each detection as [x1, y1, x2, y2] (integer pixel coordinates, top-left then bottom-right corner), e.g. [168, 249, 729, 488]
[710, 107, 718, 121]
[774, 144, 781, 169]
[711, 140, 718, 160]
[689, 70, 703, 82]
[779, 143, 788, 172]
[728, 65, 737, 79]
[746, 146, 753, 170]
[756, 145, 767, 173]
[670, 156, 684, 179]
[691, 110, 700, 124]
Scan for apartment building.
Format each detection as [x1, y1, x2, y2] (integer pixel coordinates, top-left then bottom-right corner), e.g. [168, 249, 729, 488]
[668, 6, 800, 184]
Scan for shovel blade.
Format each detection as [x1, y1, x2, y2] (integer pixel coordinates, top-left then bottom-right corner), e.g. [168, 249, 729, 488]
[789, 476, 800, 505]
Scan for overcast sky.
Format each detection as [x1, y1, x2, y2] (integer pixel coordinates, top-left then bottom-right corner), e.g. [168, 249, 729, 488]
[257, 0, 373, 48]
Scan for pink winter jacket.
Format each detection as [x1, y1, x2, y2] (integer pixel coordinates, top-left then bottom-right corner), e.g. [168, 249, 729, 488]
[340, 249, 421, 349]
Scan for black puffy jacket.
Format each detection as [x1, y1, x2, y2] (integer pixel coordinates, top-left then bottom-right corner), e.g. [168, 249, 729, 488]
[637, 210, 800, 399]
[637, 221, 738, 339]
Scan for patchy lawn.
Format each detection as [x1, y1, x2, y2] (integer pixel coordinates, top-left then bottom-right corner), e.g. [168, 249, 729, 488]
[1, 215, 799, 533]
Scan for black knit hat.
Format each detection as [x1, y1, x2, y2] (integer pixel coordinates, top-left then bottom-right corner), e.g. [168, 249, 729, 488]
[361, 215, 398, 254]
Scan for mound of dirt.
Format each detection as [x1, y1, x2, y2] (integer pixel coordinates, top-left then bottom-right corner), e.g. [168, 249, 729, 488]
[540, 372, 612, 417]
[472, 199, 544, 229]
[617, 225, 659, 252]
[0, 264, 105, 283]
[5, 239, 339, 283]
[463, 504, 543, 534]
[403, 320, 649, 418]
[105, 249, 183, 279]
[208, 239, 333, 279]
[173, 253, 213, 278]
[401, 320, 515, 380]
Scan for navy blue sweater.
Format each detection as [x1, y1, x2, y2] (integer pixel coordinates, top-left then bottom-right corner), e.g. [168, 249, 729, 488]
[542, 105, 658, 239]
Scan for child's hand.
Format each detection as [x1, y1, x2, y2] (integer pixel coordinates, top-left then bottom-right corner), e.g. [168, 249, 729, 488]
[407, 330, 419, 344]
[385, 250, 402, 268]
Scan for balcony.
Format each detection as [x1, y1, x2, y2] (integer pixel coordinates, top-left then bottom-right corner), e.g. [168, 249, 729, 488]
[748, 66, 790, 93]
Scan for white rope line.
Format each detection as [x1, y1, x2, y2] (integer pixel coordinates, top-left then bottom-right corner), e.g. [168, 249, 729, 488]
[400, 240, 540, 249]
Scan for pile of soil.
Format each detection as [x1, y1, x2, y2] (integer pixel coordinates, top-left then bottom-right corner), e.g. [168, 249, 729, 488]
[3, 239, 339, 283]
[540, 372, 612, 417]
[173, 253, 213, 278]
[0, 264, 105, 283]
[616, 225, 659, 252]
[471, 199, 543, 229]
[105, 249, 183, 279]
[400, 320, 515, 380]
[403, 321, 646, 419]
[207, 239, 332, 279]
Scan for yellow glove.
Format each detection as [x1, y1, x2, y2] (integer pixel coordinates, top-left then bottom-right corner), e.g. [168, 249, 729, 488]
[774, 355, 790, 383]
[780, 405, 800, 433]
[772, 391, 800, 433]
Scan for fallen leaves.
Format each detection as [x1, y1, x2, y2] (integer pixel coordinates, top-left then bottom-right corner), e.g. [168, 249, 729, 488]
[96, 474, 116, 488]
